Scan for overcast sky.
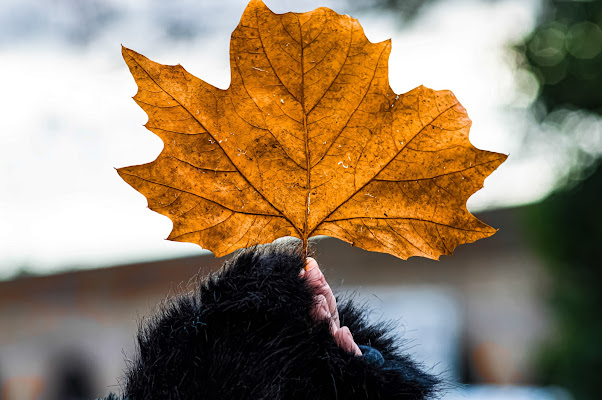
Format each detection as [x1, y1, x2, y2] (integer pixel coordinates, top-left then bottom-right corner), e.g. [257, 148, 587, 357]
[1, 0, 558, 278]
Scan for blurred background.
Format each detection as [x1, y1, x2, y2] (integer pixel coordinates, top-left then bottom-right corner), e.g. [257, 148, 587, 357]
[0, 0, 600, 399]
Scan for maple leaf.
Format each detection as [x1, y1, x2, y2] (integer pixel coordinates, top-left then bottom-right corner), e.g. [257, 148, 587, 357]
[118, 0, 507, 260]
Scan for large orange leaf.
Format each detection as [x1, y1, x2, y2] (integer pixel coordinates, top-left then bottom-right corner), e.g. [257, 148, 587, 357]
[118, 0, 507, 259]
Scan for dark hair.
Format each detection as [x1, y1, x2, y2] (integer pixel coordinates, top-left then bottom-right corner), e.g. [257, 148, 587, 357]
[103, 241, 440, 399]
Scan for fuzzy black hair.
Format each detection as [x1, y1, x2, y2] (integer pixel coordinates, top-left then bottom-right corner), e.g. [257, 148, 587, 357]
[103, 242, 440, 399]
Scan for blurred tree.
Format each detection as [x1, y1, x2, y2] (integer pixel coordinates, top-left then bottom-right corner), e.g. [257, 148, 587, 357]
[352, 0, 440, 21]
[523, 0, 602, 114]
[523, 162, 602, 400]
[519, 2, 602, 400]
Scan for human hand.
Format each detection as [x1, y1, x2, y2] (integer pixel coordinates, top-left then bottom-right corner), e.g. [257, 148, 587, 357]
[301, 258, 362, 356]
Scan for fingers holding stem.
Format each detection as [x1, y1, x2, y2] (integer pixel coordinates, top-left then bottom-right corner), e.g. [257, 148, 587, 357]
[305, 257, 340, 329]
[301, 258, 361, 356]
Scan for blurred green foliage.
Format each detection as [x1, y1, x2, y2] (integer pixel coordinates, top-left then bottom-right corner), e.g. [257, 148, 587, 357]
[520, 2, 602, 399]
[522, 162, 602, 400]
[523, 1, 602, 114]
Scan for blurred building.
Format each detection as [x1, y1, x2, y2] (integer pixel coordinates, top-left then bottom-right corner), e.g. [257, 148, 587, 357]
[0, 208, 565, 399]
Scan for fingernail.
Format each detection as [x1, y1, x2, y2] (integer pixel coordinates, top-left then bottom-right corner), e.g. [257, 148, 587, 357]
[305, 258, 318, 271]
[341, 326, 351, 338]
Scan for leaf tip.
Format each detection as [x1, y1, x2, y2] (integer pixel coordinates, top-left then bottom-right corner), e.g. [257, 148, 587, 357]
[247, 0, 267, 12]
[491, 152, 509, 170]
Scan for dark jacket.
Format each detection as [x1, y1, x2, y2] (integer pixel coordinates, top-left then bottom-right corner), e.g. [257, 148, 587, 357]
[102, 242, 440, 399]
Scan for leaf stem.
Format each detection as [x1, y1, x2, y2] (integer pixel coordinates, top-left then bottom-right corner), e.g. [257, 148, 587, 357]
[302, 237, 308, 260]
[298, 14, 311, 262]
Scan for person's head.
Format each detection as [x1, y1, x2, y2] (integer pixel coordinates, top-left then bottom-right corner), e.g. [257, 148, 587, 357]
[103, 242, 440, 399]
